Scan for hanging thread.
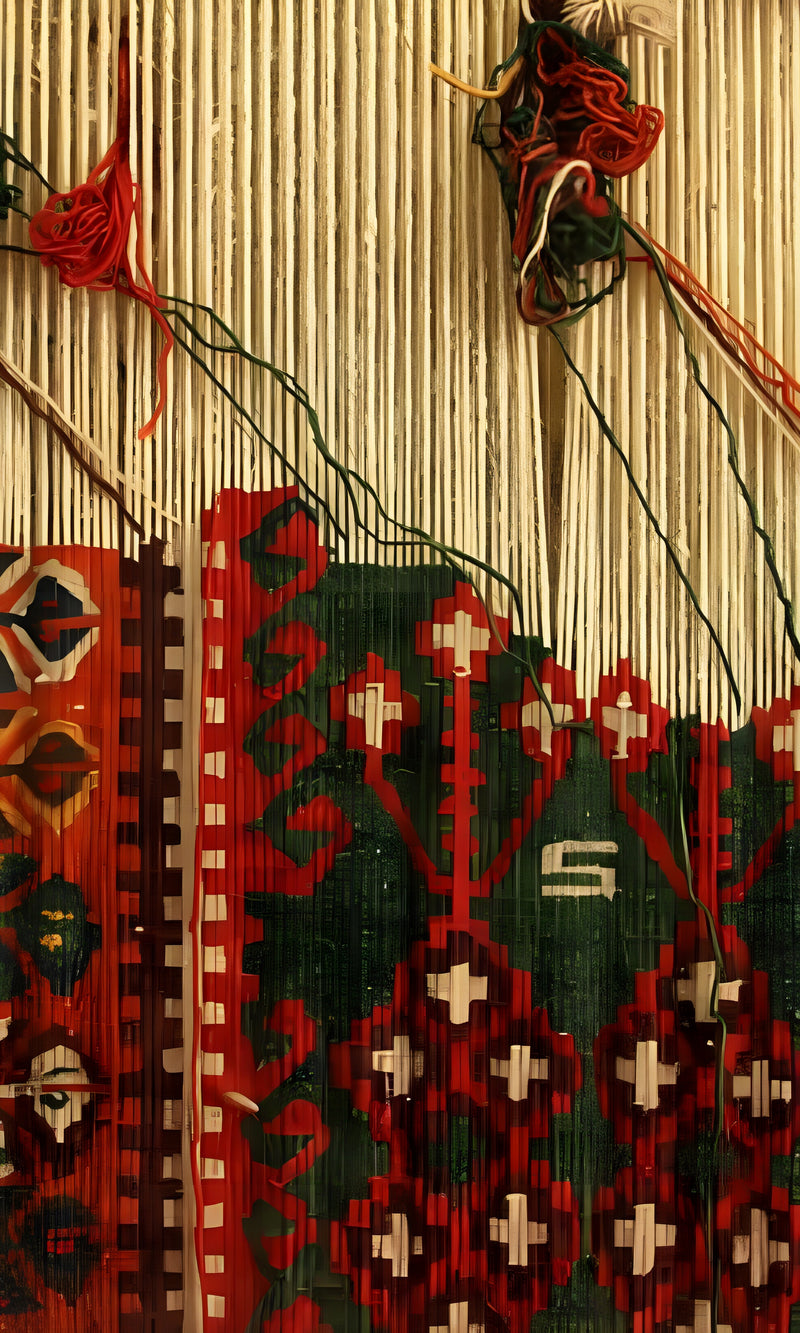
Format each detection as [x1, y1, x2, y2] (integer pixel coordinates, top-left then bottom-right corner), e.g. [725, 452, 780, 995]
[27, 28, 172, 440]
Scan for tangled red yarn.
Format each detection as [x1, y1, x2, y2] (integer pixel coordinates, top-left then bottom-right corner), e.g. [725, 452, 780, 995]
[29, 34, 172, 440]
[474, 21, 664, 325]
[536, 28, 663, 177]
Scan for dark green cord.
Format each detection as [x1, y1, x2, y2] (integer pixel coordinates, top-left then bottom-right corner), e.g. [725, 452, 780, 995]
[622, 218, 800, 669]
[550, 324, 741, 713]
[0, 132, 55, 195]
[162, 299, 554, 723]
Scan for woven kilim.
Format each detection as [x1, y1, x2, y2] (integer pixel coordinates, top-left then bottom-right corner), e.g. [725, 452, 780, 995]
[0, 542, 182, 1331]
[196, 489, 800, 1331]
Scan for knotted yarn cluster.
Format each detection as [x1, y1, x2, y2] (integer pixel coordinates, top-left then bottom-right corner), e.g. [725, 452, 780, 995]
[474, 21, 663, 325]
[28, 34, 172, 439]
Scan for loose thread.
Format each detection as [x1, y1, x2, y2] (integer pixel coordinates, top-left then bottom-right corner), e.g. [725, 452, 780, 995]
[162, 299, 555, 723]
[550, 324, 742, 713]
[167, 322, 348, 545]
[0, 353, 144, 538]
[671, 727, 727, 1329]
[26, 36, 173, 440]
[622, 219, 800, 669]
[0, 131, 56, 195]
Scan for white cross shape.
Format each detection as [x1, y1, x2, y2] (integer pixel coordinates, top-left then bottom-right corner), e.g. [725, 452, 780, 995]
[372, 1036, 423, 1096]
[432, 611, 490, 676]
[615, 1041, 677, 1112]
[371, 1212, 411, 1277]
[732, 1207, 790, 1287]
[675, 1299, 733, 1333]
[601, 691, 649, 759]
[773, 709, 800, 770]
[520, 685, 574, 755]
[489, 1194, 547, 1266]
[429, 1303, 485, 1333]
[613, 1203, 676, 1275]
[732, 1060, 791, 1116]
[675, 962, 742, 1023]
[489, 1046, 549, 1101]
[348, 681, 402, 748]
[426, 962, 487, 1025]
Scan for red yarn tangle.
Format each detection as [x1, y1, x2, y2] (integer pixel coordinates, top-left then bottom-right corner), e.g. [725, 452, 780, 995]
[536, 29, 663, 178]
[474, 22, 664, 325]
[29, 33, 172, 440]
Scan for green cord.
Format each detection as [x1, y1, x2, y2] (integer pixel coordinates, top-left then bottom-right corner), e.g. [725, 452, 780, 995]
[166, 321, 348, 545]
[622, 218, 800, 669]
[0, 131, 55, 195]
[671, 723, 727, 1331]
[161, 297, 555, 723]
[550, 324, 741, 714]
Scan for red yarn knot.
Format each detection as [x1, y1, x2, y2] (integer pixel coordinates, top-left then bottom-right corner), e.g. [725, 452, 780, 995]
[535, 27, 664, 177]
[29, 34, 172, 440]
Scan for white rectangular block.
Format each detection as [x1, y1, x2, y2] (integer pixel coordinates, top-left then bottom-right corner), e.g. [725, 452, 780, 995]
[204, 895, 227, 922]
[201, 849, 226, 869]
[205, 697, 225, 724]
[204, 750, 226, 778]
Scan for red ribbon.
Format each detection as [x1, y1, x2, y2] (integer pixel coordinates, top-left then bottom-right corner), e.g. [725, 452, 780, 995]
[29, 32, 172, 439]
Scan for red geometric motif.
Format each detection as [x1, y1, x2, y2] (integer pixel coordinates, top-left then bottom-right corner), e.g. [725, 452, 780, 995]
[330, 654, 420, 762]
[197, 489, 800, 1331]
[196, 492, 340, 1330]
[593, 921, 800, 1331]
[724, 690, 800, 903]
[325, 581, 584, 1329]
[500, 657, 585, 807]
[590, 664, 689, 899]
[0, 544, 180, 1328]
[329, 920, 581, 1331]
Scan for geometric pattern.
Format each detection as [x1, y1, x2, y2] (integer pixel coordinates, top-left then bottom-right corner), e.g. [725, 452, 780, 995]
[0, 540, 183, 1328]
[196, 489, 800, 1332]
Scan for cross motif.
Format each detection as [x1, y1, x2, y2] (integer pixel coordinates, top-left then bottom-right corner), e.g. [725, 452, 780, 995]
[348, 680, 402, 749]
[429, 1302, 485, 1333]
[613, 1202, 676, 1275]
[773, 709, 800, 771]
[371, 1212, 411, 1278]
[731, 1059, 791, 1116]
[372, 1035, 423, 1096]
[426, 961, 487, 1025]
[433, 610, 490, 676]
[489, 1045, 549, 1101]
[521, 684, 573, 755]
[489, 1193, 547, 1266]
[675, 962, 742, 1022]
[732, 1207, 789, 1287]
[615, 1040, 677, 1112]
[601, 691, 649, 759]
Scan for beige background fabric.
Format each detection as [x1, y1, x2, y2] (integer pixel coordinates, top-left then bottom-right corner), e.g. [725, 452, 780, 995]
[2, 1, 799, 727]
